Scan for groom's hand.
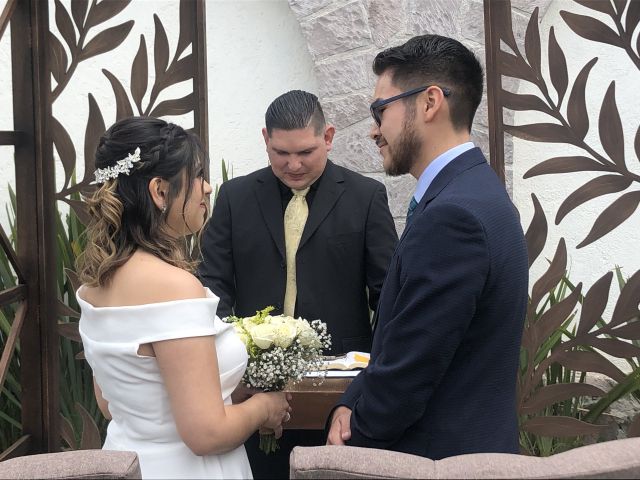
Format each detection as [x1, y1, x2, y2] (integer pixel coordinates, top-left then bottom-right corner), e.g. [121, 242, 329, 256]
[327, 406, 352, 445]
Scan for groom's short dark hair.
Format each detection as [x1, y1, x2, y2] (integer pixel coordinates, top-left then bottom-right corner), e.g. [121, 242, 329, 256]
[265, 90, 326, 136]
[373, 34, 483, 132]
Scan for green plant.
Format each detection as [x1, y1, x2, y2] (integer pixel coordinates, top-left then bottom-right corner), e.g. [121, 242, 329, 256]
[212, 157, 231, 203]
[0, 185, 105, 451]
[0, 187, 22, 452]
[519, 194, 640, 456]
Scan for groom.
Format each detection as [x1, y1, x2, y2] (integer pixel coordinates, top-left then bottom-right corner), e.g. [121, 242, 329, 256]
[327, 34, 529, 458]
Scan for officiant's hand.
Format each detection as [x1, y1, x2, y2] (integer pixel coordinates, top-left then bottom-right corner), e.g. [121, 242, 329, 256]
[327, 406, 351, 445]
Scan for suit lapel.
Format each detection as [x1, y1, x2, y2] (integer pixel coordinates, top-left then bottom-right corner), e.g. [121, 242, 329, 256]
[298, 161, 345, 250]
[399, 147, 486, 243]
[255, 169, 285, 259]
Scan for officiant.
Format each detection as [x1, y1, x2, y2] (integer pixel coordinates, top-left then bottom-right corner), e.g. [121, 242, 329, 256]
[198, 89, 397, 479]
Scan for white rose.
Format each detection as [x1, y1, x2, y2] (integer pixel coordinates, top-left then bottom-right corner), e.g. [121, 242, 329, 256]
[266, 315, 285, 325]
[298, 325, 321, 348]
[248, 323, 278, 349]
[286, 317, 308, 334]
[273, 324, 298, 349]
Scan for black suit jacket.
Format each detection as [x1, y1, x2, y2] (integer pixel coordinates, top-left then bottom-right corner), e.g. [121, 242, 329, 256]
[339, 148, 529, 459]
[199, 161, 398, 354]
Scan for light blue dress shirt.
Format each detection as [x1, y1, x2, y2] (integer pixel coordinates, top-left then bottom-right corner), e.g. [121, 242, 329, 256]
[412, 142, 475, 204]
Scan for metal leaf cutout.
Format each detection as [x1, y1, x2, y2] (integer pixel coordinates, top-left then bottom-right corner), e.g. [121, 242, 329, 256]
[574, 0, 615, 16]
[149, 92, 194, 118]
[534, 284, 582, 344]
[548, 27, 568, 107]
[56, 299, 80, 318]
[82, 93, 105, 187]
[153, 14, 169, 79]
[610, 321, 640, 340]
[557, 350, 625, 382]
[504, 123, 570, 144]
[85, 0, 131, 30]
[555, 174, 632, 224]
[560, 11, 623, 47]
[60, 413, 77, 449]
[627, 0, 640, 33]
[576, 271, 612, 336]
[520, 383, 605, 415]
[131, 35, 148, 116]
[64, 267, 82, 294]
[57, 322, 81, 342]
[598, 82, 625, 167]
[77, 402, 101, 449]
[176, 0, 194, 57]
[66, 198, 92, 226]
[612, 0, 626, 17]
[501, 89, 554, 116]
[523, 156, 609, 178]
[159, 53, 193, 91]
[52, 117, 76, 190]
[589, 338, 640, 358]
[567, 57, 598, 140]
[48, 32, 68, 84]
[531, 238, 567, 310]
[71, 0, 88, 30]
[498, 50, 537, 85]
[102, 69, 134, 120]
[525, 7, 541, 76]
[54, 0, 76, 52]
[80, 20, 134, 62]
[524, 193, 547, 269]
[610, 269, 640, 327]
[522, 415, 607, 437]
[577, 190, 640, 248]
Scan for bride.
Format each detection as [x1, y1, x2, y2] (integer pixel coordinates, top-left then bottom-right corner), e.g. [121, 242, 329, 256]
[75, 116, 291, 479]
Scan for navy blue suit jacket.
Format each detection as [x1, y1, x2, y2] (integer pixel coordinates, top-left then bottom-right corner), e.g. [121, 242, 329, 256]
[339, 147, 528, 459]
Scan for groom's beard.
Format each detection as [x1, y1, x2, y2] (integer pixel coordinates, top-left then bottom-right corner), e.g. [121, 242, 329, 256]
[384, 119, 422, 177]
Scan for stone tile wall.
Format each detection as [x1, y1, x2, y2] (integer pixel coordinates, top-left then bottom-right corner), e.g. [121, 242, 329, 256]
[288, 0, 551, 234]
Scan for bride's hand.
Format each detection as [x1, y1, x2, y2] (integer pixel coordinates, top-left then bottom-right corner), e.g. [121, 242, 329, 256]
[257, 392, 292, 439]
[231, 384, 261, 404]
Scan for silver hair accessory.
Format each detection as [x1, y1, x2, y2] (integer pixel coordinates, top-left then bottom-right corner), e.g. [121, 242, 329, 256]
[94, 147, 142, 184]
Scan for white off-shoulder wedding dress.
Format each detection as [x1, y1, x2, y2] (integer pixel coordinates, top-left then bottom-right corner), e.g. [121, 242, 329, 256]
[77, 287, 252, 479]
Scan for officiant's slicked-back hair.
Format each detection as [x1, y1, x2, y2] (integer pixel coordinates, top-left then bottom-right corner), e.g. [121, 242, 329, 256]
[373, 34, 483, 132]
[265, 90, 326, 136]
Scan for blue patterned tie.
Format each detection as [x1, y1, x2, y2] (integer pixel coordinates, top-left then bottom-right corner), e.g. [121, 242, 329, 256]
[406, 196, 418, 224]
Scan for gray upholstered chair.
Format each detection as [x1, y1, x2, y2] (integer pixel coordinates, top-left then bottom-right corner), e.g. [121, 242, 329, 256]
[0, 450, 140, 479]
[290, 437, 640, 479]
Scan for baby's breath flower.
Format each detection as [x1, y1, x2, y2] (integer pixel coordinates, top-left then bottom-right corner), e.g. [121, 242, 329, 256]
[223, 308, 332, 391]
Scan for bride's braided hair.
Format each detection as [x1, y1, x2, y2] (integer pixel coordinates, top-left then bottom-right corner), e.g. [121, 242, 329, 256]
[78, 116, 208, 287]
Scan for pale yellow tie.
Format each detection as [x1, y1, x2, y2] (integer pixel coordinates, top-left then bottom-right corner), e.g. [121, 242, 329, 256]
[283, 187, 310, 317]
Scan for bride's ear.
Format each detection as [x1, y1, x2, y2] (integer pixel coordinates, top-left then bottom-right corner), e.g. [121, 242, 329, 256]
[148, 177, 169, 212]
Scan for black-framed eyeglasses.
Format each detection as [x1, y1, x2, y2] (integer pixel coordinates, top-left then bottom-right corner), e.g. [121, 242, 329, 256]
[369, 85, 451, 127]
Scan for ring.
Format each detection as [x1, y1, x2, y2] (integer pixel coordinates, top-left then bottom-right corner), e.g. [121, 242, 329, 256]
[283, 412, 291, 423]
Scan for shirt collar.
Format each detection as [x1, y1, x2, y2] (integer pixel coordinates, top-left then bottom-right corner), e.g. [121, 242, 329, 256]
[413, 142, 475, 204]
[277, 169, 323, 197]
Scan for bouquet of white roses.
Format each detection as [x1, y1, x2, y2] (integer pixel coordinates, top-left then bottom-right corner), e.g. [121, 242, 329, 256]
[225, 306, 331, 453]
